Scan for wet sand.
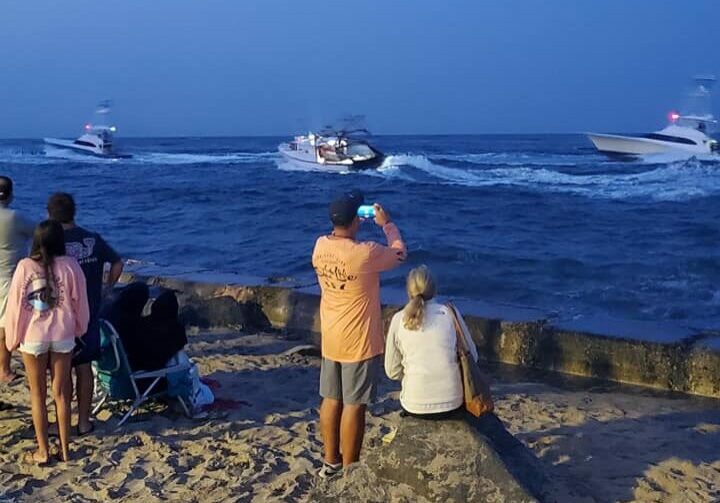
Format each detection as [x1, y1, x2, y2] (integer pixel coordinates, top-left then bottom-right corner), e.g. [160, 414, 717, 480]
[1, 330, 719, 502]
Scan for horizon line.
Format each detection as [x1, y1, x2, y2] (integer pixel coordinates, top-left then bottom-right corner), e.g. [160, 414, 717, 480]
[0, 131, 615, 141]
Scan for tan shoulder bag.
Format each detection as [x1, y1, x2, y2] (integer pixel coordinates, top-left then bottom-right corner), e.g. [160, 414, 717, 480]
[446, 303, 494, 417]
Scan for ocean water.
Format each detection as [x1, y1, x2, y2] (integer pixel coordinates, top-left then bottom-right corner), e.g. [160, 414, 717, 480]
[1, 135, 719, 331]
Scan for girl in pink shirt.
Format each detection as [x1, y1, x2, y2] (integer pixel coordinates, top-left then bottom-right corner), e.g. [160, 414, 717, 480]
[5, 220, 89, 464]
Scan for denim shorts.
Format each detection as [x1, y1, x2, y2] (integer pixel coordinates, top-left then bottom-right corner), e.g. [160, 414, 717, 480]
[19, 339, 76, 356]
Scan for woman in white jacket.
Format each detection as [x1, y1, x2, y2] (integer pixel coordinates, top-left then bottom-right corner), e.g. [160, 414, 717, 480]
[385, 265, 478, 418]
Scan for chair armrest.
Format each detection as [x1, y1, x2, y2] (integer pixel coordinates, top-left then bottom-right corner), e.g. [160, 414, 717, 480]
[98, 320, 122, 372]
[132, 362, 192, 380]
[108, 336, 122, 372]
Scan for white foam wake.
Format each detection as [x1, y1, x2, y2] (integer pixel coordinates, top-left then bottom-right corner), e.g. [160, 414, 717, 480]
[42, 146, 122, 163]
[380, 154, 487, 184]
[6, 142, 720, 202]
[640, 151, 720, 165]
[135, 151, 278, 165]
[0, 146, 59, 165]
[275, 159, 354, 174]
[435, 152, 603, 167]
[0, 146, 280, 166]
[372, 153, 720, 201]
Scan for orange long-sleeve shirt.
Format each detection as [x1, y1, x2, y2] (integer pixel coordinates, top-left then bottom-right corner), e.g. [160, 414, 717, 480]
[312, 223, 407, 363]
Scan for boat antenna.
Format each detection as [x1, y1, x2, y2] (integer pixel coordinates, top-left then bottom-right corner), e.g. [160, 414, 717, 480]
[683, 76, 716, 118]
[96, 100, 113, 114]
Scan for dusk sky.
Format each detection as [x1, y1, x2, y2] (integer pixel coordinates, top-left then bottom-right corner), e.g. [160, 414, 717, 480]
[1, 1, 718, 137]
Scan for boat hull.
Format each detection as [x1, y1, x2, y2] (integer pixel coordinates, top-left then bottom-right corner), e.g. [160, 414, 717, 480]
[43, 138, 132, 159]
[278, 144, 383, 171]
[587, 133, 711, 157]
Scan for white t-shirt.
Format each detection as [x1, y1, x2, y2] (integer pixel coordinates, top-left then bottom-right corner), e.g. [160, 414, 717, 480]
[385, 301, 479, 414]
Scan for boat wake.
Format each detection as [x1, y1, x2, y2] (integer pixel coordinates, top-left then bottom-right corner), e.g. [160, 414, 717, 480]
[275, 159, 348, 174]
[273, 149, 720, 201]
[0, 146, 55, 165]
[4, 141, 720, 202]
[136, 151, 278, 165]
[371, 153, 720, 201]
[640, 150, 720, 165]
[43, 146, 121, 163]
[434, 152, 605, 167]
[1, 147, 279, 166]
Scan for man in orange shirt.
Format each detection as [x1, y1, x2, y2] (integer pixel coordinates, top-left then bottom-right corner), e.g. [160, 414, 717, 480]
[312, 189, 407, 477]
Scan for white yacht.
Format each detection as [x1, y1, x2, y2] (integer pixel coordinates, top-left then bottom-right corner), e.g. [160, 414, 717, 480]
[587, 77, 719, 158]
[278, 129, 383, 171]
[44, 102, 131, 159]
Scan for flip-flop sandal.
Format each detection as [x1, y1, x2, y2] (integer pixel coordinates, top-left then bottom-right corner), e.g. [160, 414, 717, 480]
[75, 422, 95, 437]
[22, 450, 53, 467]
[1, 374, 21, 386]
[200, 377, 222, 390]
[47, 422, 59, 438]
[48, 422, 95, 438]
[318, 461, 343, 479]
[51, 447, 68, 463]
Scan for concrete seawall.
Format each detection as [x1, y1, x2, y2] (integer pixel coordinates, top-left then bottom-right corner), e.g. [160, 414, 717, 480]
[123, 273, 720, 399]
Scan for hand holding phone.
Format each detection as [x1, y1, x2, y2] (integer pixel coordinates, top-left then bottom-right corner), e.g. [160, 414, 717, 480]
[357, 205, 376, 219]
[373, 203, 391, 226]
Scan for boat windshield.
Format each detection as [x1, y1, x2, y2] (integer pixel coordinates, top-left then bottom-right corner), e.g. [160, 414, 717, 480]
[643, 133, 697, 145]
[346, 142, 374, 158]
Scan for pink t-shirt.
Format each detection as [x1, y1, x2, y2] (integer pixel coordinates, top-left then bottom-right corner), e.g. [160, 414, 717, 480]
[4, 256, 90, 351]
[312, 223, 407, 363]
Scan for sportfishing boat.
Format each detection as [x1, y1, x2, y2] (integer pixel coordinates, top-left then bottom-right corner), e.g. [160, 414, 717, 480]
[587, 77, 719, 158]
[44, 102, 132, 159]
[278, 129, 383, 171]
[587, 116, 718, 158]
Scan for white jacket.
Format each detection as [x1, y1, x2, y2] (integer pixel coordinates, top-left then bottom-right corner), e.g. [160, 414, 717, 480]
[385, 301, 478, 414]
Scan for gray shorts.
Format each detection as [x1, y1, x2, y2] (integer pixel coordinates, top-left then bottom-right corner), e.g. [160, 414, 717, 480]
[319, 355, 382, 405]
[0, 278, 9, 329]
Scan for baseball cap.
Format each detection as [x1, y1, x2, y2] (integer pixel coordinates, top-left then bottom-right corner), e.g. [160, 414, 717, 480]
[329, 189, 365, 227]
[0, 177, 12, 202]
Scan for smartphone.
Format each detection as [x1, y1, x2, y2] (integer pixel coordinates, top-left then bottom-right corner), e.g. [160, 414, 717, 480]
[357, 205, 376, 219]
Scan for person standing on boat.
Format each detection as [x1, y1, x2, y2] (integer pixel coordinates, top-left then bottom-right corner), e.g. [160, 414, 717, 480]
[0, 176, 35, 390]
[312, 190, 407, 477]
[47, 193, 123, 436]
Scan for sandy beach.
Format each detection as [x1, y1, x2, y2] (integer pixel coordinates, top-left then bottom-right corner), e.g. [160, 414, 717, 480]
[1, 329, 720, 502]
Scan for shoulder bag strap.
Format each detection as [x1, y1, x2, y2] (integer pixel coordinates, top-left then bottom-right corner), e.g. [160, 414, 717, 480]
[446, 302, 468, 356]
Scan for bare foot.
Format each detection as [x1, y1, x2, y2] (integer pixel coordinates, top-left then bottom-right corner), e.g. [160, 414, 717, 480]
[22, 450, 52, 466]
[0, 372, 18, 384]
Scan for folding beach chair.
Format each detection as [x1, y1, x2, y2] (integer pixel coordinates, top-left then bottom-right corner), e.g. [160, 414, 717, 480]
[92, 319, 192, 427]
